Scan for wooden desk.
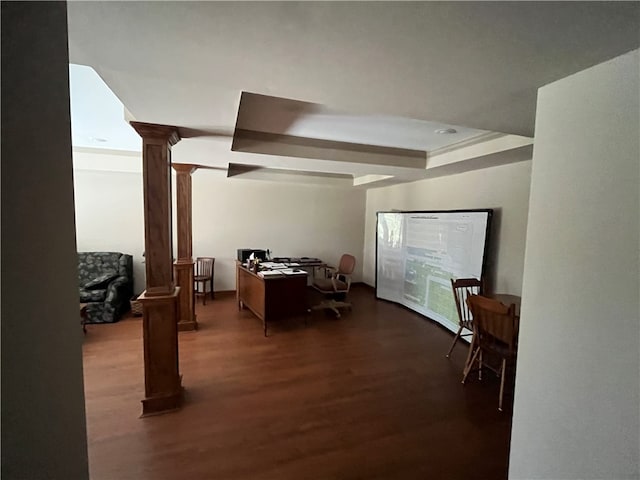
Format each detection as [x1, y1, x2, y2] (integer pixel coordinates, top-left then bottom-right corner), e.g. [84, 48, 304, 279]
[236, 263, 309, 336]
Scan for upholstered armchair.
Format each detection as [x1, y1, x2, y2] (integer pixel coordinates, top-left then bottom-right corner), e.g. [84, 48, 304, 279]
[78, 252, 133, 323]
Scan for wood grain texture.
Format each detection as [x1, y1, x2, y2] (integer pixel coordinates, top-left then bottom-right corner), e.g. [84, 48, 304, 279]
[83, 286, 514, 480]
[141, 141, 174, 296]
[174, 262, 197, 331]
[138, 289, 183, 416]
[173, 166, 194, 260]
[172, 164, 197, 330]
[237, 263, 309, 336]
[133, 122, 182, 415]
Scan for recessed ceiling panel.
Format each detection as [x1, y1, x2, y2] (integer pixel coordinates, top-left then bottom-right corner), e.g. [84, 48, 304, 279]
[232, 128, 427, 169]
[235, 92, 487, 152]
[227, 162, 354, 187]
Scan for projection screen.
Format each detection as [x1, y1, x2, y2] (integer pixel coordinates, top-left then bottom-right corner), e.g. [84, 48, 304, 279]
[376, 210, 492, 333]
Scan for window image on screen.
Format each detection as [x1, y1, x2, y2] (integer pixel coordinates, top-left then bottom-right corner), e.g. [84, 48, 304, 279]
[376, 210, 491, 333]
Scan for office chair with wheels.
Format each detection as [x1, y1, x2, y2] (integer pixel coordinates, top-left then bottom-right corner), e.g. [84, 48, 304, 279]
[447, 277, 483, 360]
[462, 294, 518, 411]
[194, 257, 215, 305]
[311, 254, 356, 318]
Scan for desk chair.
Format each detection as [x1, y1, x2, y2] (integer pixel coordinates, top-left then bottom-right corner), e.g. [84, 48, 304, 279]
[194, 257, 215, 305]
[311, 254, 356, 318]
[463, 294, 518, 411]
[447, 278, 483, 361]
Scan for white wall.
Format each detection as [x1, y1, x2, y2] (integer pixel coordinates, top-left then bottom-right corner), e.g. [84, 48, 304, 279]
[509, 50, 639, 479]
[2, 3, 89, 478]
[73, 166, 146, 294]
[364, 160, 532, 295]
[191, 173, 366, 291]
[73, 163, 367, 293]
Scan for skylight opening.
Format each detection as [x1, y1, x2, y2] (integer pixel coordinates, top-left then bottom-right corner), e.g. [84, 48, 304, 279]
[69, 64, 141, 152]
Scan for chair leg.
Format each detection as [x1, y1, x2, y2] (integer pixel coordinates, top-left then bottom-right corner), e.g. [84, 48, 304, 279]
[462, 347, 476, 378]
[498, 358, 507, 412]
[462, 347, 480, 384]
[202, 281, 206, 306]
[446, 326, 463, 358]
[463, 334, 475, 372]
[478, 351, 483, 381]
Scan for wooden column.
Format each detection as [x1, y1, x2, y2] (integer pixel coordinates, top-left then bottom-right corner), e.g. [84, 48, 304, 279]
[172, 163, 198, 331]
[130, 121, 183, 417]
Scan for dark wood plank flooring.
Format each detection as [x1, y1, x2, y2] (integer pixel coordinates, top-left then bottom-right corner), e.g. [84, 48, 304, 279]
[82, 285, 513, 480]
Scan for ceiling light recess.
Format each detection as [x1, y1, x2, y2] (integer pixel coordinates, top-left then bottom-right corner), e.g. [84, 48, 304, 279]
[434, 128, 457, 134]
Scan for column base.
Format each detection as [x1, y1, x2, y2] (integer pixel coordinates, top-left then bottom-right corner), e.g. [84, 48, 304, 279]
[141, 383, 184, 417]
[177, 319, 198, 331]
[138, 288, 183, 417]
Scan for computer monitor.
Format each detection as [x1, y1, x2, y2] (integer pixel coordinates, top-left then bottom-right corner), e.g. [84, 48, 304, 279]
[237, 249, 268, 262]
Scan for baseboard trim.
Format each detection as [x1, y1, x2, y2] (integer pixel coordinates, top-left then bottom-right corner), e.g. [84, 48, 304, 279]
[354, 282, 375, 292]
[212, 290, 236, 298]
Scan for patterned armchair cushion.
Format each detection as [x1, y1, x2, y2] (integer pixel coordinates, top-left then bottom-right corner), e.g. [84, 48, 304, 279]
[84, 271, 119, 290]
[80, 288, 108, 303]
[78, 252, 133, 324]
[78, 252, 126, 287]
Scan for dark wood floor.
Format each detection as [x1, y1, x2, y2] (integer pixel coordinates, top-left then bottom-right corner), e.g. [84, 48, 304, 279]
[82, 285, 514, 480]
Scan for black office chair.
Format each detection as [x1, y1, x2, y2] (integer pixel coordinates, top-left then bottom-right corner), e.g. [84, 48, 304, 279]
[311, 254, 356, 318]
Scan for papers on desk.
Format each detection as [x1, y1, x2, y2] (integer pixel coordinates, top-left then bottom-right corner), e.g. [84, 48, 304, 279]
[260, 261, 304, 269]
[257, 268, 307, 277]
[258, 270, 284, 278]
[261, 262, 287, 269]
[280, 268, 308, 276]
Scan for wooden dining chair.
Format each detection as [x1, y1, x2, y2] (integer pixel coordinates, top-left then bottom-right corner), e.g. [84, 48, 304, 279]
[194, 257, 215, 305]
[446, 278, 483, 361]
[463, 294, 518, 411]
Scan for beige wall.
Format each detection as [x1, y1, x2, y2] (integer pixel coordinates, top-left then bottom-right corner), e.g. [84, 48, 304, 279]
[191, 173, 366, 291]
[509, 50, 639, 479]
[73, 168, 146, 294]
[363, 160, 532, 295]
[73, 163, 367, 293]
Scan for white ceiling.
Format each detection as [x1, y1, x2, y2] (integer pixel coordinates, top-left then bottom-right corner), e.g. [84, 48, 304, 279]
[234, 92, 487, 151]
[66, 2, 640, 186]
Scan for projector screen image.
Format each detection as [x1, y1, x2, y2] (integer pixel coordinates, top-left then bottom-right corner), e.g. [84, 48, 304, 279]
[376, 210, 492, 333]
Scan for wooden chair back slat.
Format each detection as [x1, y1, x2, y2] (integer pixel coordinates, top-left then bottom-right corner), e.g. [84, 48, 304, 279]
[195, 257, 215, 277]
[467, 295, 518, 354]
[451, 278, 483, 329]
[464, 294, 519, 411]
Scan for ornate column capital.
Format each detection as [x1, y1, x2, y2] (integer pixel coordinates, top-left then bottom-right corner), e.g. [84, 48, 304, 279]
[130, 121, 181, 146]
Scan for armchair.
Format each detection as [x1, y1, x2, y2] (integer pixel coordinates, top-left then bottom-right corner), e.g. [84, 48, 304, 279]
[78, 252, 133, 324]
[311, 254, 356, 318]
